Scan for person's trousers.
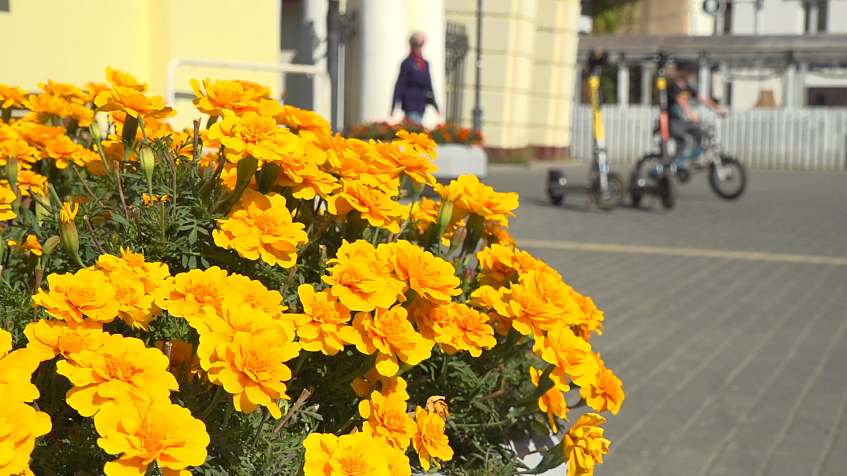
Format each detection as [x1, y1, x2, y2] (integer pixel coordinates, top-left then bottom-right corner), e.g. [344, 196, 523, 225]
[405, 110, 424, 124]
[669, 119, 704, 159]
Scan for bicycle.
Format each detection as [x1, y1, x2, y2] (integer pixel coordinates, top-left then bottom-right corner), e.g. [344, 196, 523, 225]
[547, 51, 625, 210]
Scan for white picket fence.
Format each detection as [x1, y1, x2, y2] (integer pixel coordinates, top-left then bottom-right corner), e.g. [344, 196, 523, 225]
[570, 105, 847, 171]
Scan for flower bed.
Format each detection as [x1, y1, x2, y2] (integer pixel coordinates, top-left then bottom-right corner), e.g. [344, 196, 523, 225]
[0, 71, 623, 476]
[346, 120, 483, 146]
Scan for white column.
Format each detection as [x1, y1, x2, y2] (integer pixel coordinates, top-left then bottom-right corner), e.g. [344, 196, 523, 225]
[796, 61, 808, 107]
[698, 58, 711, 99]
[783, 62, 795, 109]
[407, 0, 445, 127]
[357, 0, 407, 123]
[299, 0, 328, 112]
[641, 62, 652, 105]
[617, 63, 629, 106]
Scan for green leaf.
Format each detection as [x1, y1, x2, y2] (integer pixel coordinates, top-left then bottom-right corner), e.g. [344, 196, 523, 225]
[519, 440, 565, 475]
[110, 214, 131, 227]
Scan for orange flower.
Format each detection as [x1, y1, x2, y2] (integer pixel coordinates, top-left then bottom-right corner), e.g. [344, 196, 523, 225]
[205, 330, 300, 419]
[213, 189, 308, 267]
[206, 111, 301, 165]
[327, 179, 405, 233]
[229, 273, 288, 318]
[368, 141, 436, 187]
[530, 366, 569, 433]
[396, 130, 437, 156]
[0, 385, 52, 476]
[94, 395, 209, 476]
[0, 349, 42, 402]
[533, 326, 599, 390]
[571, 287, 605, 339]
[7, 235, 42, 256]
[413, 406, 453, 470]
[0, 185, 17, 221]
[476, 244, 518, 288]
[435, 174, 519, 227]
[292, 284, 357, 356]
[581, 355, 624, 415]
[563, 413, 610, 476]
[0, 85, 27, 109]
[13, 170, 48, 197]
[359, 390, 416, 450]
[97, 247, 171, 295]
[351, 306, 431, 376]
[108, 269, 159, 331]
[155, 266, 237, 324]
[322, 240, 405, 312]
[23, 318, 108, 363]
[32, 269, 120, 325]
[94, 86, 173, 119]
[378, 240, 461, 305]
[303, 432, 411, 476]
[39, 80, 86, 104]
[274, 105, 331, 142]
[155, 339, 202, 380]
[56, 335, 178, 416]
[190, 78, 272, 115]
[351, 367, 410, 400]
[105, 67, 147, 91]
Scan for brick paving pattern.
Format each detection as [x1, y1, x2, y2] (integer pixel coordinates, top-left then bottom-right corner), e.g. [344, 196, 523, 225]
[483, 165, 847, 476]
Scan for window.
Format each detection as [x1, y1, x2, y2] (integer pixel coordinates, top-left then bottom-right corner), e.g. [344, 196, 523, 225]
[804, 1, 829, 33]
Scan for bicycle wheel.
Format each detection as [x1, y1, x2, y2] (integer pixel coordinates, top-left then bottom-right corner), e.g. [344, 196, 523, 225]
[629, 154, 662, 208]
[659, 174, 674, 209]
[590, 172, 626, 210]
[709, 155, 746, 200]
[547, 169, 566, 205]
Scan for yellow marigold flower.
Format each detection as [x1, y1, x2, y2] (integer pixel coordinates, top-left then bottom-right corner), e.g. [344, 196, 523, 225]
[7, 235, 41, 256]
[94, 396, 209, 476]
[378, 241, 461, 306]
[0, 349, 42, 402]
[512, 249, 562, 279]
[155, 339, 202, 380]
[291, 283, 357, 356]
[359, 390, 416, 450]
[85, 82, 110, 103]
[322, 240, 405, 312]
[23, 93, 71, 120]
[155, 266, 237, 323]
[0, 186, 17, 221]
[396, 130, 437, 156]
[435, 174, 519, 226]
[351, 306, 431, 377]
[206, 111, 301, 165]
[97, 247, 171, 295]
[213, 189, 308, 267]
[0, 85, 27, 109]
[410, 196, 439, 234]
[352, 367, 410, 400]
[105, 67, 146, 91]
[444, 303, 497, 357]
[0, 139, 40, 169]
[13, 170, 48, 197]
[194, 302, 294, 368]
[274, 105, 331, 142]
[0, 329, 10, 357]
[57, 335, 178, 417]
[581, 355, 624, 415]
[229, 273, 288, 317]
[109, 269, 158, 331]
[500, 270, 584, 337]
[369, 141, 437, 187]
[190, 78, 271, 115]
[530, 367, 569, 433]
[327, 179, 405, 233]
[533, 327, 599, 391]
[303, 431, 411, 476]
[0, 385, 51, 476]
[24, 318, 107, 363]
[276, 156, 340, 200]
[32, 269, 120, 325]
[413, 406, 454, 470]
[484, 222, 516, 247]
[94, 85, 173, 119]
[563, 413, 610, 476]
[476, 244, 518, 288]
[141, 193, 168, 205]
[39, 80, 86, 105]
[571, 287, 605, 339]
[205, 330, 300, 419]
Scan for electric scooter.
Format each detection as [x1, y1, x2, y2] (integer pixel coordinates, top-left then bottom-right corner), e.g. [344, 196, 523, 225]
[547, 51, 625, 210]
[628, 52, 675, 209]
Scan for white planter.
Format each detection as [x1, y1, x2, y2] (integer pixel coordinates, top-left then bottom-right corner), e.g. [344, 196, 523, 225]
[430, 144, 488, 179]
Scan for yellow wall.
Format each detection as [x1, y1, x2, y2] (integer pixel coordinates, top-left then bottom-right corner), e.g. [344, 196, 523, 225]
[0, 0, 281, 129]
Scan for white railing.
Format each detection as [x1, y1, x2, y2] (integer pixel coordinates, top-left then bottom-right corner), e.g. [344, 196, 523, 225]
[571, 105, 847, 171]
[165, 58, 331, 122]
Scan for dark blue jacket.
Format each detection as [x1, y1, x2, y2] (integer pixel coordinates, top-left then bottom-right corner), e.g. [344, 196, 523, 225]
[392, 56, 437, 115]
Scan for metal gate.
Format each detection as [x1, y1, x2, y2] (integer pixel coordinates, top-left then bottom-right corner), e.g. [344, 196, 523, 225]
[445, 21, 469, 124]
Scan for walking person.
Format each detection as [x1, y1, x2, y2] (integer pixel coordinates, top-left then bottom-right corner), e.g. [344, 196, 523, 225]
[391, 32, 439, 124]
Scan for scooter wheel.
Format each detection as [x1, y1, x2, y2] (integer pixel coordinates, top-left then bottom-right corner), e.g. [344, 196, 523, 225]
[549, 192, 564, 205]
[590, 172, 626, 210]
[676, 168, 691, 183]
[547, 169, 567, 205]
[629, 172, 643, 207]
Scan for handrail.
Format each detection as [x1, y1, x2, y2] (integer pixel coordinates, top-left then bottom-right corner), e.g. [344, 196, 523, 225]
[165, 57, 331, 121]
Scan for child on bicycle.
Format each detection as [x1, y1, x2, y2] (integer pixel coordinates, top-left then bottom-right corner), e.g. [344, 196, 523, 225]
[669, 61, 727, 166]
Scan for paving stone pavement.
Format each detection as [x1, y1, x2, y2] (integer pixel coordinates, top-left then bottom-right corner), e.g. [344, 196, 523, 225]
[482, 165, 847, 476]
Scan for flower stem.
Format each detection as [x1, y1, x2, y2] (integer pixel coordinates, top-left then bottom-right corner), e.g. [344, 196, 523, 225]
[200, 386, 227, 420]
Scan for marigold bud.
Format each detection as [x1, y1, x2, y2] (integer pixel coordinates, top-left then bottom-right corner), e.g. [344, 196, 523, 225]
[41, 236, 60, 255]
[58, 202, 83, 267]
[89, 123, 102, 142]
[139, 146, 156, 195]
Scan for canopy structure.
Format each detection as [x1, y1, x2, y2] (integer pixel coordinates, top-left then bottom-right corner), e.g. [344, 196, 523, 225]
[578, 34, 847, 67]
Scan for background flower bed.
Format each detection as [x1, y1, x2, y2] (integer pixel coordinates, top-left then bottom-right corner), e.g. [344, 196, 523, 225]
[0, 72, 623, 476]
[346, 120, 483, 146]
